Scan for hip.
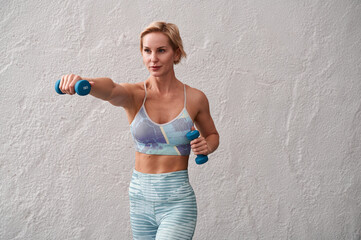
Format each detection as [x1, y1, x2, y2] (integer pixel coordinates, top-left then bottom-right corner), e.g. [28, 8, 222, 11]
[129, 169, 196, 202]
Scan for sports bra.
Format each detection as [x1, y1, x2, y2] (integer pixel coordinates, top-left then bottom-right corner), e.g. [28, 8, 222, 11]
[130, 81, 194, 156]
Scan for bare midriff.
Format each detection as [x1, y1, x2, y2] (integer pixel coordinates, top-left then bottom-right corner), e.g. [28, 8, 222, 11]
[135, 152, 189, 174]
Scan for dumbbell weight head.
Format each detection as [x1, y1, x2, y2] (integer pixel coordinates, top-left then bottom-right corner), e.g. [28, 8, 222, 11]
[186, 130, 200, 140]
[195, 155, 208, 165]
[75, 80, 91, 96]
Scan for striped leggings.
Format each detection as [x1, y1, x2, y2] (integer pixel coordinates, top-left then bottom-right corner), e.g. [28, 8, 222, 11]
[129, 169, 197, 240]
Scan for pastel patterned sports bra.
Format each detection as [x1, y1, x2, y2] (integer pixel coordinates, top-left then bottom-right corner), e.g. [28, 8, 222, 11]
[130, 82, 194, 156]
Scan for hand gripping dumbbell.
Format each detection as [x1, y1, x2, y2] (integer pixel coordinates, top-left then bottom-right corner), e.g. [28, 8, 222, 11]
[186, 130, 208, 165]
[55, 79, 91, 96]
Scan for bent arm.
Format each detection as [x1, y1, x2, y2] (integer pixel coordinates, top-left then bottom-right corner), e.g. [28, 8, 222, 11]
[193, 91, 219, 155]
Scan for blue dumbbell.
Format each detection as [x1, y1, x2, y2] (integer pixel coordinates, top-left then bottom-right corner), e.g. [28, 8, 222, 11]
[55, 79, 91, 96]
[186, 130, 208, 165]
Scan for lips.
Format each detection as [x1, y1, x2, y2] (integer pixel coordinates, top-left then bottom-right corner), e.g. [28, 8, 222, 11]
[150, 66, 161, 70]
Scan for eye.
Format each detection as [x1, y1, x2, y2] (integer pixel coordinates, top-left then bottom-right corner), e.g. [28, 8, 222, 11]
[143, 49, 151, 53]
[158, 49, 165, 53]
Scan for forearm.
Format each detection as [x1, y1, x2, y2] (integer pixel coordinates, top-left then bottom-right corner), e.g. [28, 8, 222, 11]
[83, 77, 116, 101]
[206, 133, 219, 155]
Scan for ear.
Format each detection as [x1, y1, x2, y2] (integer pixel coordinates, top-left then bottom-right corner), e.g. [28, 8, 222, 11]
[174, 48, 181, 63]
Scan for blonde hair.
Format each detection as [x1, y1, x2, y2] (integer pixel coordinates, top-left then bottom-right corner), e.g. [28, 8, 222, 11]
[140, 22, 187, 64]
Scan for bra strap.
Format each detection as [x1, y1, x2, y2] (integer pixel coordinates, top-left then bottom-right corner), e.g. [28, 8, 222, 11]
[142, 81, 147, 106]
[183, 84, 186, 108]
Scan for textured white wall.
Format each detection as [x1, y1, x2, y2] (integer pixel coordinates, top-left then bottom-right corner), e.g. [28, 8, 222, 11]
[1, 0, 361, 239]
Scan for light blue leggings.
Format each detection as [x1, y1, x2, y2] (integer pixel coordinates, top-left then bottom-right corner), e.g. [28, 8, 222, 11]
[129, 169, 197, 240]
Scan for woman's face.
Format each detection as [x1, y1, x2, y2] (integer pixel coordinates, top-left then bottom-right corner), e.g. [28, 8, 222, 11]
[142, 32, 179, 77]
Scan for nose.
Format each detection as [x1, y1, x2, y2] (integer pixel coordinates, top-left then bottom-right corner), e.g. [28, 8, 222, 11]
[150, 52, 158, 62]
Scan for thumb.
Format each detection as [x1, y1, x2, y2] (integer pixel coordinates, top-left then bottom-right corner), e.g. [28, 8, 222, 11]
[191, 125, 195, 131]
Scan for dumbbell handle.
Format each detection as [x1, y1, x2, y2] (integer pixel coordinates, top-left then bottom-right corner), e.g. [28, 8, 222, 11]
[55, 79, 91, 96]
[186, 130, 209, 165]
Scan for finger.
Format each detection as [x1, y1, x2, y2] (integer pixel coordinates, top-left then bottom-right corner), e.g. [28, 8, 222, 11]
[67, 74, 76, 95]
[68, 74, 78, 95]
[194, 150, 206, 155]
[190, 138, 201, 145]
[191, 126, 195, 131]
[190, 136, 205, 145]
[69, 75, 80, 95]
[191, 136, 204, 143]
[193, 146, 208, 155]
[191, 143, 205, 152]
[62, 75, 69, 94]
[60, 75, 65, 93]
[191, 143, 208, 153]
[66, 74, 73, 94]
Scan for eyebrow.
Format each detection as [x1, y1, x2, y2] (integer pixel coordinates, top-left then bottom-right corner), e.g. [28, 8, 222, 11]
[143, 46, 167, 49]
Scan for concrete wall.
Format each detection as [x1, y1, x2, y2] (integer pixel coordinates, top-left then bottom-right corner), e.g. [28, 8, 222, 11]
[1, 0, 360, 239]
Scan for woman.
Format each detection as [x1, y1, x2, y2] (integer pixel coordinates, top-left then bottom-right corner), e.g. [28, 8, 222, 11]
[59, 22, 219, 239]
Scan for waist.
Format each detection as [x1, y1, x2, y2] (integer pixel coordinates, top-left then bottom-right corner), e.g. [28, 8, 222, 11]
[135, 152, 189, 174]
[132, 168, 189, 179]
[129, 168, 193, 202]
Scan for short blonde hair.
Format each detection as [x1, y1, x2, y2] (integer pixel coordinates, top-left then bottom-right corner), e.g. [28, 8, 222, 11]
[140, 22, 187, 64]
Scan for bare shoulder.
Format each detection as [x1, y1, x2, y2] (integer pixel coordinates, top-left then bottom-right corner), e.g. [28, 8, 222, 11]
[185, 84, 210, 122]
[118, 81, 143, 92]
[185, 84, 217, 140]
[126, 81, 146, 102]
[186, 84, 209, 107]
[110, 81, 145, 110]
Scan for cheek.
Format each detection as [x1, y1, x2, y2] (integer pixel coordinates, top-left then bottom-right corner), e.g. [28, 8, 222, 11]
[142, 54, 148, 64]
[165, 53, 175, 63]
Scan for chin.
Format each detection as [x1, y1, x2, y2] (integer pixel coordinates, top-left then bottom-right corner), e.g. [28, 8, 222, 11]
[150, 72, 164, 77]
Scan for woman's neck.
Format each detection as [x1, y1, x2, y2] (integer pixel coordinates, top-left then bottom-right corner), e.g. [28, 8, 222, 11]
[148, 72, 180, 95]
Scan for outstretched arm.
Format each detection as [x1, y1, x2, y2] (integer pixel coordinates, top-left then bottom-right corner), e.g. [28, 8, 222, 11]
[59, 74, 133, 108]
